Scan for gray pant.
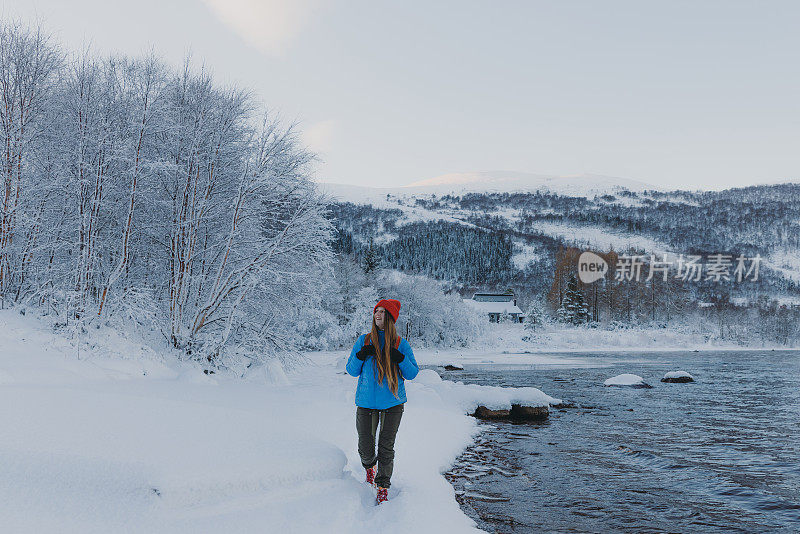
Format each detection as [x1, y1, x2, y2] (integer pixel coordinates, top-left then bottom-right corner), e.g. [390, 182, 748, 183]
[356, 404, 404, 489]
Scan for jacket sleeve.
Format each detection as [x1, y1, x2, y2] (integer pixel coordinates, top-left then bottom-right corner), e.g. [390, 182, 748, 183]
[346, 335, 367, 377]
[397, 338, 419, 380]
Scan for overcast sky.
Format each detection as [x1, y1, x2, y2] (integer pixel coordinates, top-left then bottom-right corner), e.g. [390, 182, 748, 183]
[3, 0, 799, 190]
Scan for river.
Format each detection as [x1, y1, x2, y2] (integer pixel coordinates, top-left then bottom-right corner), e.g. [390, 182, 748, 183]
[436, 350, 800, 533]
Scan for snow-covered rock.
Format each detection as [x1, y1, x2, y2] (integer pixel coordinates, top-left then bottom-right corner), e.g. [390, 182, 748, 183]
[414, 368, 444, 386]
[603, 373, 652, 388]
[661, 371, 695, 383]
[412, 369, 560, 414]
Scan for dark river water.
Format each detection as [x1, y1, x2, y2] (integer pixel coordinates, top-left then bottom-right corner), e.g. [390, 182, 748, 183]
[434, 350, 800, 533]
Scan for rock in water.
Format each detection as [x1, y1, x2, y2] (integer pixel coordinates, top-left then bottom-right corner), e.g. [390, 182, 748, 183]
[472, 404, 549, 421]
[603, 374, 652, 388]
[661, 371, 695, 383]
[510, 404, 549, 421]
[443, 364, 464, 371]
[473, 406, 511, 419]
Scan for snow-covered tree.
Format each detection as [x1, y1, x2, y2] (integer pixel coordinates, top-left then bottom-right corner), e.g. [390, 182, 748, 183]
[343, 285, 380, 339]
[362, 237, 379, 274]
[524, 300, 546, 332]
[376, 270, 484, 347]
[557, 274, 588, 325]
[0, 21, 61, 304]
[0, 23, 335, 363]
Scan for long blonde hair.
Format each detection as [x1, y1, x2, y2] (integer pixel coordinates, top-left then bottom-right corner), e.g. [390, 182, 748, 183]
[368, 313, 400, 397]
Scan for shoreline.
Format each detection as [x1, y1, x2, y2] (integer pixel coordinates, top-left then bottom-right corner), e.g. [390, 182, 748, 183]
[4, 307, 794, 533]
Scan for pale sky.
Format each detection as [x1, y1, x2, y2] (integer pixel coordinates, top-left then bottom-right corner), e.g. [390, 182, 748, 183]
[4, 0, 799, 190]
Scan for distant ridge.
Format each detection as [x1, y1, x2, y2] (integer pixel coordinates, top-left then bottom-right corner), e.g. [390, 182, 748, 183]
[319, 170, 659, 203]
[403, 171, 658, 195]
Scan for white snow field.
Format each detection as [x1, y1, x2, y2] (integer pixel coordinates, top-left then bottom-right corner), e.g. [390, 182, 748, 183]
[0, 309, 557, 534]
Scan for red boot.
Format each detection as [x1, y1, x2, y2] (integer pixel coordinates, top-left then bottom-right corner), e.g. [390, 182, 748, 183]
[376, 487, 388, 504]
[365, 465, 376, 487]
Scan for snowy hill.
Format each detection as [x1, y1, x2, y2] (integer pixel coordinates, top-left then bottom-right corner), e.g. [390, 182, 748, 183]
[404, 171, 659, 196]
[325, 180, 800, 304]
[320, 171, 658, 203]
[320, 172, 670, 260]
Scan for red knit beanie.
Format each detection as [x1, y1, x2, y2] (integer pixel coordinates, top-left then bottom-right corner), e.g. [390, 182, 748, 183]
[374, 299, 401, 322]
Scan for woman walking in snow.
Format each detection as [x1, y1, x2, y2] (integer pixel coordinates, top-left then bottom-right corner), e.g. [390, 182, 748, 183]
[346, 299, 419, 504]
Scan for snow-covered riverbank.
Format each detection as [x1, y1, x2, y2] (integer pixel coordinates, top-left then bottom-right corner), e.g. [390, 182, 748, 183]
[7, 307, 786, 533]
[412, 323, 800, 368]
[0, 310, 556, 533]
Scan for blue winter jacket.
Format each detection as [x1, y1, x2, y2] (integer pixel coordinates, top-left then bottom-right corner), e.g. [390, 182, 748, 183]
[346, 331, 420, 409]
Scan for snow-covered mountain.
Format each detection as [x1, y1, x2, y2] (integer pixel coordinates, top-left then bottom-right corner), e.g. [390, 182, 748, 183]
[403, 171, 658, 196]
[325, 178, 800, 301]
[319, 171, 658, 203]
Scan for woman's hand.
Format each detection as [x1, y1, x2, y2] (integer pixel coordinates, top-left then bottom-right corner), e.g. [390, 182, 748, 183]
[390, 347, 405, 364]
[356, 344, 376, 361]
